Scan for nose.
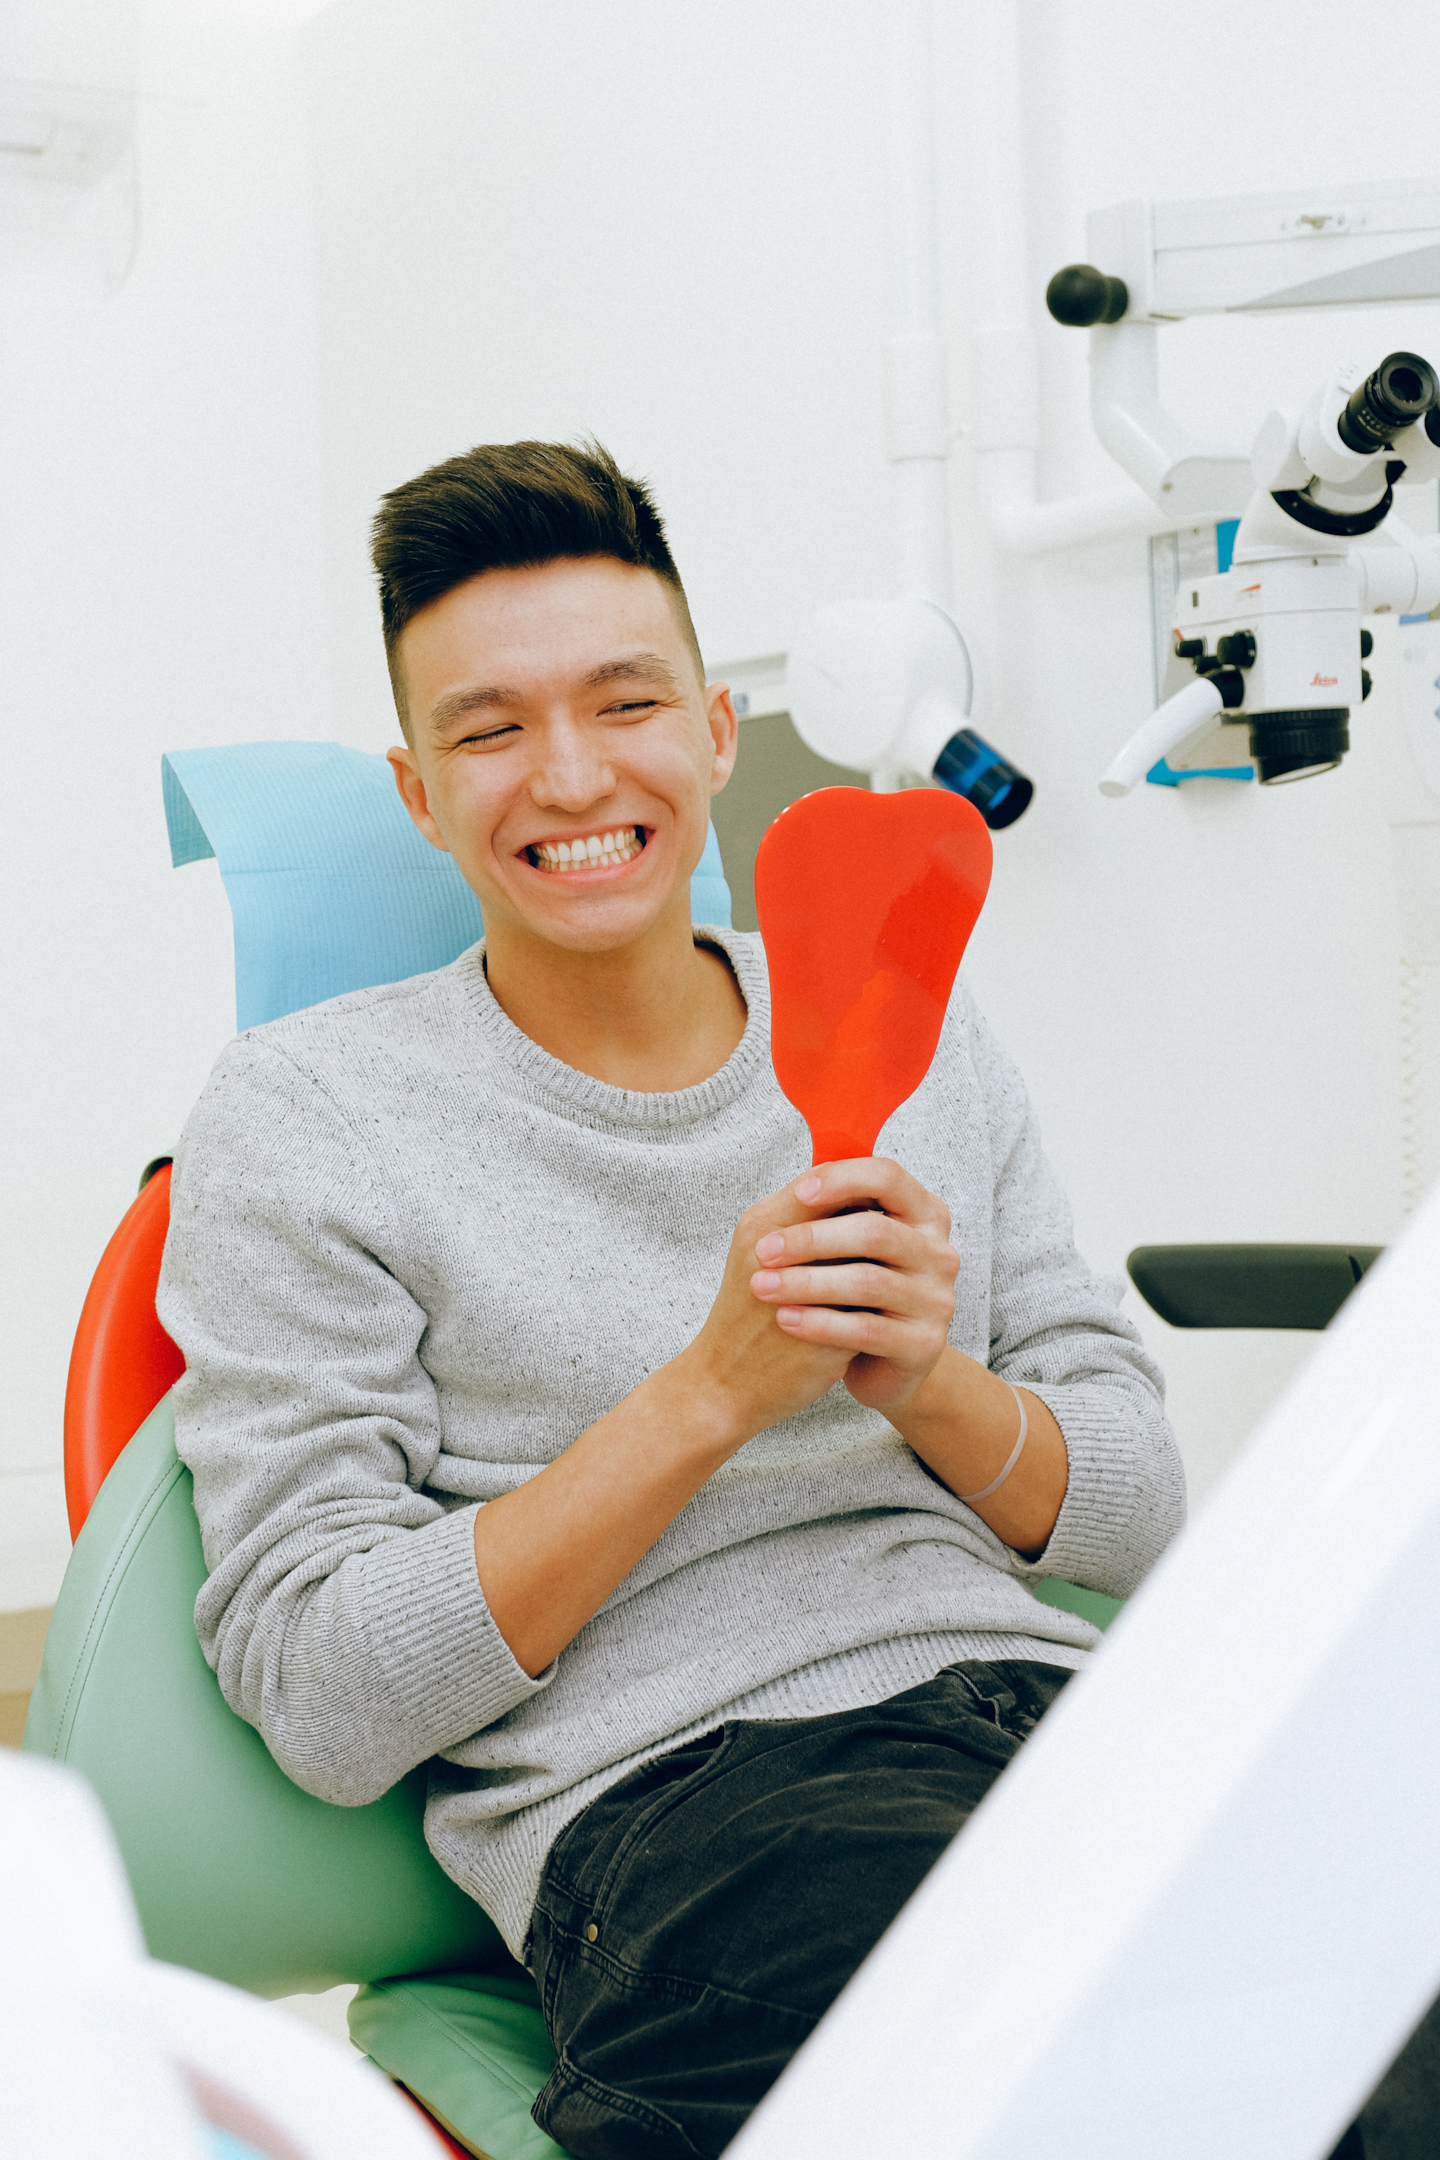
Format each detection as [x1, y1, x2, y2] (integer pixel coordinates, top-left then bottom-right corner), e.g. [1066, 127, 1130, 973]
[529, 718, 617, 814]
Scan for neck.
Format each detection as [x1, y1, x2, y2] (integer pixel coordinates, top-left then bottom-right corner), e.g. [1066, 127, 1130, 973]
[483, 897, 747, 1092]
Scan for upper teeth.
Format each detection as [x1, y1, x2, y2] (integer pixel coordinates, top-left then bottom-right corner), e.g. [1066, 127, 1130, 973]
[533, 827, 641, 869]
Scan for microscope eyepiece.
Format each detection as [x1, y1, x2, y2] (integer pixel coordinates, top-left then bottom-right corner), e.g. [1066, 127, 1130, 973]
[1337, 350, 1439, 453]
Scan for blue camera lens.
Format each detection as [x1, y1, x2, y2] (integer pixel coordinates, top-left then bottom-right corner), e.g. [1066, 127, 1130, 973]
[932, 730, 1034, 828]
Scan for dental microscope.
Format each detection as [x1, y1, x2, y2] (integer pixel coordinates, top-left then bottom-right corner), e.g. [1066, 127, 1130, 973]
[1096, 345, 1440, 794]
[788, 178, 1440, 820]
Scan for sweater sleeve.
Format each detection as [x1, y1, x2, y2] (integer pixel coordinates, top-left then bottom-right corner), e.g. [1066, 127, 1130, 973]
[960, 984, 1186, 1598]
[157, 1032, 552, 1807]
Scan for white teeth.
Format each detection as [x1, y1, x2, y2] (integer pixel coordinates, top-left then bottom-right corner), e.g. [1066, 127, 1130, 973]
[532, 826, 641, 871]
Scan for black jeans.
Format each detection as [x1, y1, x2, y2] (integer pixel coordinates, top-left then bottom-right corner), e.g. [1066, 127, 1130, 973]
[528, 1654, 1440, 2159]
[528, 1658, 1071, 2158]
[1325, 1997, 1440, 2160]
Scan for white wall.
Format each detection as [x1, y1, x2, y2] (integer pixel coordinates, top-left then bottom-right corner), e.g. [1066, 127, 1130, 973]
[301, 0, 897, 750]
[4, 0, 1438, 1606]
[0, 1, 333, 1607]
[298, 0, 1440, 1509]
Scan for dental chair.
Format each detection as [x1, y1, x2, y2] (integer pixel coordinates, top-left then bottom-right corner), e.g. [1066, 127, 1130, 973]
[24, 742, 1113, 2159]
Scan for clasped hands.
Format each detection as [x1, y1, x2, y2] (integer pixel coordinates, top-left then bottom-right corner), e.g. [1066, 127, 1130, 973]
[678, 1157, 1065, 1552]
[683, 1157, 962, 1442]
[474, 1157, 1064, 1680]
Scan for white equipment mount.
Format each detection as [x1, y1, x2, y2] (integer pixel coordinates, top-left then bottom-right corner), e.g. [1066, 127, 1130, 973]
[1045, 183, 1440, 795]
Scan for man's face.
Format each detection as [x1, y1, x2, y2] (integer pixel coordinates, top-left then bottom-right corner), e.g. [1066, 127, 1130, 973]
[388, 557, 737, 956]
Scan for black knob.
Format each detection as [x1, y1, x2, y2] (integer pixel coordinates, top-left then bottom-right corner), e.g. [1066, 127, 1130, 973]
[1194, 653, 1223, 676]
[1217, 631, 1257, 668]
[1175, 637, 1205, 660]
[1362, 668, 1373, 701]
[1213, 667, 1246, 710]
[1046, 264, 1129, 327]
[1360, 629, 1374, 658]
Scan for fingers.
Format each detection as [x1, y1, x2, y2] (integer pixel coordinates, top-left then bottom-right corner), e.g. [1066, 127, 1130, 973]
[792, 1157, 951, 1232]
[754, 1209, 952, 1272]
[737, 1160, 947, 1263]
[771, 1302, 930, 1358]
[732, 1182, 829, 1252]
[751, 1257, 953, 1321]
[748, 1164, 958, 1332]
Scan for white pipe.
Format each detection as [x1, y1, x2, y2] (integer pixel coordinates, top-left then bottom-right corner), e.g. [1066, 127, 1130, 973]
[966, 2, 1247, 552]
[968, 0, 1037, 456]
[979, 448, 1179, 552]
[1098, 676, 1225, 797]
[885, 0, 952, 606]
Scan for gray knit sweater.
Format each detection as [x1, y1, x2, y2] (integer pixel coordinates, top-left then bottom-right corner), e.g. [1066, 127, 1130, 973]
[158, 928, 1183, 1958]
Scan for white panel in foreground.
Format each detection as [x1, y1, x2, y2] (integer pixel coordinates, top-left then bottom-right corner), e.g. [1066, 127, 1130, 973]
[732, 1183, 1440, 2160]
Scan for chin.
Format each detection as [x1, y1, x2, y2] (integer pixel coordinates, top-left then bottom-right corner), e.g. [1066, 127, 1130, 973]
[530, 894, 680, 953]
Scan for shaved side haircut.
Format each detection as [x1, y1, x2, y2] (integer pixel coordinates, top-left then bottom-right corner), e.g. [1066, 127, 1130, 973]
[371, 438, 705, 738]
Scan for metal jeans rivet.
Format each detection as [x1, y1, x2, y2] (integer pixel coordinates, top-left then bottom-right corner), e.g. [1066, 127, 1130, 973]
[584, 1922, 599, 1944]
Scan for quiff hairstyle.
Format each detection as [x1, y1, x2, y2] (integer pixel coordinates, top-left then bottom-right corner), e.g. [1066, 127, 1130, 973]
[371, 438, 705, 739]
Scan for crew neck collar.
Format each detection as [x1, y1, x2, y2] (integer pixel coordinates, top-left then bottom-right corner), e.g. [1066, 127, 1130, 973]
[451, 926, 773, 1131]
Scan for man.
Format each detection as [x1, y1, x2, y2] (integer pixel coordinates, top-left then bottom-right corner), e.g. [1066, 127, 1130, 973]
[159, 439, 1184, 2157]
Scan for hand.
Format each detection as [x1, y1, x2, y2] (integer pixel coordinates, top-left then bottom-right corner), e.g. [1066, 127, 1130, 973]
[747, 1158, 960, 1417]
[473, 1174, 857, 1681]
[675, 1181, 862, 1445]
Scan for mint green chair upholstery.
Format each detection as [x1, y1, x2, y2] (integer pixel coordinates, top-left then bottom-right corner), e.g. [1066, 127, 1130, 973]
[24, 1393, 569, 2159]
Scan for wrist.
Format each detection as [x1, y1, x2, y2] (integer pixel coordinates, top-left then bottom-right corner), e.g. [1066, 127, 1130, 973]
[882, 1342, 964, 1447]
[647, 1348, 760, 1465]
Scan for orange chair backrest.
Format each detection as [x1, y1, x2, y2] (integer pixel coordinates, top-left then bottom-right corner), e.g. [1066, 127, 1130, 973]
[64, 1163, 186, 1538]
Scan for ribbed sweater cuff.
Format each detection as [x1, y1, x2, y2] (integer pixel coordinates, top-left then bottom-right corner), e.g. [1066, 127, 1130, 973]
[354, 1502, 552, 1752]
[1014, 1384, 1146, 1594]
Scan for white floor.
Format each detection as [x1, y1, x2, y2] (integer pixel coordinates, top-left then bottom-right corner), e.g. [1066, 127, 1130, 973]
[275, 1983, 360, 2054]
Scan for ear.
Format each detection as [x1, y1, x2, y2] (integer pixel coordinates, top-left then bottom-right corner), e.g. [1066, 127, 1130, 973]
[704, 682, 740, 796]
[387, 744, 452, 853]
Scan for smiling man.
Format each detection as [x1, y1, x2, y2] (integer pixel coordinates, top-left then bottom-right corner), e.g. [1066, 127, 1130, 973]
[159, 439, 1184, 2159]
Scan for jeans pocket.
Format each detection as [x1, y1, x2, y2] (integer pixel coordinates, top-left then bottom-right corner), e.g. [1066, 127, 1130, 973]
[938, 1657, 1073, 1741]
[555, 1725, 736, 1919]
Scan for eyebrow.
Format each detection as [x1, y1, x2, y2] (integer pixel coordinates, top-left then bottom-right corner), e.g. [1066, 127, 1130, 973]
[428, 651, 684, 735]
[581, 651, 684, 691]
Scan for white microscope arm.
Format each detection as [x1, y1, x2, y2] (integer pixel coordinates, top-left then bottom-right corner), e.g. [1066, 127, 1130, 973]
[1090, 319, 1252, 521]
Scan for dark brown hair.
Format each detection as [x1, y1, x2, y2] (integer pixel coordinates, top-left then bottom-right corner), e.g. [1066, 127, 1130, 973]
[371, 437, 703, 736]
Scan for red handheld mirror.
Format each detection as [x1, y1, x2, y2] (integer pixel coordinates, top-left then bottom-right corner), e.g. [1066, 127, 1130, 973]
[754, 787, 993, 1164]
